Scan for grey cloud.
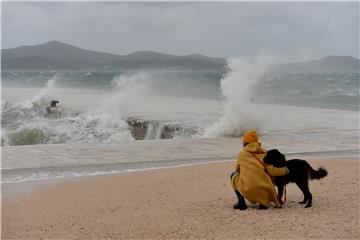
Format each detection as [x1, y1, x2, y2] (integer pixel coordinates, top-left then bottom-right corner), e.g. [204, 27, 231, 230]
[2, 2, 359, 60]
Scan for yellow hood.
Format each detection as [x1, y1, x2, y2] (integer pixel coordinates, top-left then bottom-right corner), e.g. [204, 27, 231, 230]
[243, 142, 266, 154]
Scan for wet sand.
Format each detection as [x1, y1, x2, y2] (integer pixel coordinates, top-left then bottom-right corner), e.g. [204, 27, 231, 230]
[2, 159, 359, 239]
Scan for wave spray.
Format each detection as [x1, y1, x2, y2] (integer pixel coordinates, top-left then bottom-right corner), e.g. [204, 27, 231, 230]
[203, 57, 269, 137]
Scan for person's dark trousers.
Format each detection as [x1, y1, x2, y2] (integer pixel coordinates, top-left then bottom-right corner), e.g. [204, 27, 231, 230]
[230, 172, 247, 210]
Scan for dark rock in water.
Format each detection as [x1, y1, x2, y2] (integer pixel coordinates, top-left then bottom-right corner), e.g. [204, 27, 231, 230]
[46, 100, 61, 119]
[126, 118, 198, 140]
[50, 100, 59, 107]
[127, 119, 148, 140]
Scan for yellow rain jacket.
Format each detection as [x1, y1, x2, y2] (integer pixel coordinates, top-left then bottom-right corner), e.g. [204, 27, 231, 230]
[231, 142, 286, 207]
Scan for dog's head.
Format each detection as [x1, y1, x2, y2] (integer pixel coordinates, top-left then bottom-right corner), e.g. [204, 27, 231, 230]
[263, 149, 286, 167]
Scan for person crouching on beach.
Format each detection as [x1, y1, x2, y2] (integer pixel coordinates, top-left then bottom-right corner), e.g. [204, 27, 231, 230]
[230, 130, 289, 210]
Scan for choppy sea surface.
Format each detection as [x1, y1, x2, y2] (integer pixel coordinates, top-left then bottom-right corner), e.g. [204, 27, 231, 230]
[2, 62, 359, 183]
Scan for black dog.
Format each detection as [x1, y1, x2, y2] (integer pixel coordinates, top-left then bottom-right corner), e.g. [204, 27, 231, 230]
[263, 149, 327, 208]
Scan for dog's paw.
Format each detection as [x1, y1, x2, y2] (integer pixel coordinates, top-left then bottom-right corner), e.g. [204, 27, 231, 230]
[299, 201, 306, 204]
[305, 204, 312, 208]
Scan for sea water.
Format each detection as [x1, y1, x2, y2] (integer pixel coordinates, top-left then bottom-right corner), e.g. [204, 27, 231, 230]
[1, 59, 359, 183]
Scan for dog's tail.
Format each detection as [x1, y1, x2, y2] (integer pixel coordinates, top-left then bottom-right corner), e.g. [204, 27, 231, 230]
[309, 165, 328, 180]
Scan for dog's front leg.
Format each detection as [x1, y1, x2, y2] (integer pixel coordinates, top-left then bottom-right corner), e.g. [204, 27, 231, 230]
[276, 183, 284, 205]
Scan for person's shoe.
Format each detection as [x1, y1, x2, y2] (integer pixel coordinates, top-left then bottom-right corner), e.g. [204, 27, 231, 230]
[233, 202, 248, 210]
[233, 199, 247, 210]
[257, 204, 268, 210]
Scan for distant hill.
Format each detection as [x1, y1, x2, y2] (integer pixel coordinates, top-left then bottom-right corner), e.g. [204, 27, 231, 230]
[271, 56, 360, 72]
[2, 41, 358, 72]
[1, 41, 227, 70]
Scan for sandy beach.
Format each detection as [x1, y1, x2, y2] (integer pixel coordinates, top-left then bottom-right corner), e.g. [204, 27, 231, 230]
[2, 159, 359, 239]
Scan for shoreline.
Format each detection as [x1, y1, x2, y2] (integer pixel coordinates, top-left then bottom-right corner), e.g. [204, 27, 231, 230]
[2, 158, 359, 239]
[2, 155, 358, 200]
[3, 137, 358, 182]
[1, 158, 234, 200]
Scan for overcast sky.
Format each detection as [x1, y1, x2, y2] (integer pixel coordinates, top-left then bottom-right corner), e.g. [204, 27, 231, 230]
[2, 2, 359, 60]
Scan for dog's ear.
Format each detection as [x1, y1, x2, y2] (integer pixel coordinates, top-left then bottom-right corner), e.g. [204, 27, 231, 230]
[277, 150, 286, 165]
[264, 149, 278, 165]
[272, 149, 286, 167]
[264, 149, 286, 167]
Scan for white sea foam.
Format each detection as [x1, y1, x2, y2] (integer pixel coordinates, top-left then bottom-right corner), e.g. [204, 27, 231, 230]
[30, 75, 59, 105]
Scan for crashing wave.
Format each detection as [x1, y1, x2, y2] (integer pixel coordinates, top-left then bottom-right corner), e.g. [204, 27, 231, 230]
[1, 72, 202, 146]
[203, 58, 269, 137]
